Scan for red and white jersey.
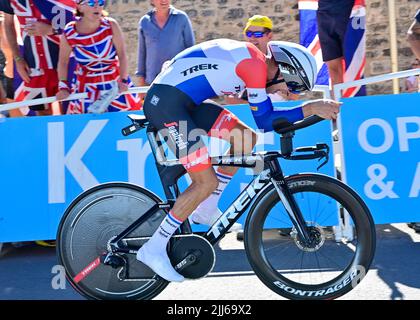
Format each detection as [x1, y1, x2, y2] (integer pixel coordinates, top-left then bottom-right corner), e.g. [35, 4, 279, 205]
[153, 39, 269, 106]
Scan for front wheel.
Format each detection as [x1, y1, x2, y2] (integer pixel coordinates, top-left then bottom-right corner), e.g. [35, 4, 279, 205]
[244, 173, 376, 300]
[56, 182, 169, 300]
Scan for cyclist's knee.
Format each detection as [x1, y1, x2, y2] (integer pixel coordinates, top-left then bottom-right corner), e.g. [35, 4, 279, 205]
[234, 127, 257, 154]
[247, 130, 258, 151]
[190, 170, 218, 197]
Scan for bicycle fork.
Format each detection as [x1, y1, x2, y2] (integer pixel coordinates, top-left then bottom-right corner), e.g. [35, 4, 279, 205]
[267, 158, 312, 245]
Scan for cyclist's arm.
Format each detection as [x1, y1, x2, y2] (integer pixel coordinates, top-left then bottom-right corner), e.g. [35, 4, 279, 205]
[236, 58, 304, 132]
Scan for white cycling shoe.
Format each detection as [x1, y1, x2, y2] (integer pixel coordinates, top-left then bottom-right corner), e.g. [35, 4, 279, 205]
[136, 242, 184, 283]
[190, 208, 243, 232]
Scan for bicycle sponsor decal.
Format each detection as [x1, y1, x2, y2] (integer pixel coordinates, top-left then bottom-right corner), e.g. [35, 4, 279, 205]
[273, 265, 366, 297]
[207, 170, 270, 240]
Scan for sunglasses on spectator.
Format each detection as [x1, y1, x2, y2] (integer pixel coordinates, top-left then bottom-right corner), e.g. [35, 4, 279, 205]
[78, 0, 105, 6]
[245, 31, 268, 38]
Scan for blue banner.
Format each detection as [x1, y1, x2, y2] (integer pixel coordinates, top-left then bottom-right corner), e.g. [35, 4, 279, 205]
[0, 103, 335, 242]
[340, 93, 420, 224]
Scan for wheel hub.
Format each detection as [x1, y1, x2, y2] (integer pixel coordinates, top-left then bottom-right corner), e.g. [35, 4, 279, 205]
[291, 222, 325, 252]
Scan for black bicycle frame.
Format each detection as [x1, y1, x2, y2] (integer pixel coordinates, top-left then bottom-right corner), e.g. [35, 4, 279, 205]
[109, 125, 318, 253]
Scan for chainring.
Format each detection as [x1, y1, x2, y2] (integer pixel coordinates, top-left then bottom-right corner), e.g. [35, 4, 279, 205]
[169, 234, 215, 280]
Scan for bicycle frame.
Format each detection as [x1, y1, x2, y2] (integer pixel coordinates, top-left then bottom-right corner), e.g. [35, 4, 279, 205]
[109, 125, 323, 253]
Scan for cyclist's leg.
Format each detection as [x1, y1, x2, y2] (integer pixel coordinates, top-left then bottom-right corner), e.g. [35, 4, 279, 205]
[189, 101, 257, 226]
[138, 85, 219, 281]
[192, 100, 258, 172]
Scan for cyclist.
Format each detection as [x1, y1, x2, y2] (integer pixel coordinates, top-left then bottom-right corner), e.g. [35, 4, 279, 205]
[137, 39, 341, 282]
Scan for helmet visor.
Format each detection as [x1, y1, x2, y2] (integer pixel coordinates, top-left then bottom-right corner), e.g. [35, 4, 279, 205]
[278, 62, 308, 94]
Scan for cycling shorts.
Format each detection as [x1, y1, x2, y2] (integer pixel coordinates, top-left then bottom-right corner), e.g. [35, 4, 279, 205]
[143, 84, 240, 173]
[317, 1, 354, 62]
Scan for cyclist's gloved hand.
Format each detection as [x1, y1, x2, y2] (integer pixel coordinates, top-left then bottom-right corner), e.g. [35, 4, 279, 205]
[301, 99, 342, 120]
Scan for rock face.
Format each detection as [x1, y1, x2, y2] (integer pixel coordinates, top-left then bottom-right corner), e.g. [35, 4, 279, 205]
[108, 0, 419, 95]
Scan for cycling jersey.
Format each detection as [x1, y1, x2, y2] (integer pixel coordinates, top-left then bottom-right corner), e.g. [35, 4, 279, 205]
[144, 39, 304, 173]
[153, 39, 304, 131]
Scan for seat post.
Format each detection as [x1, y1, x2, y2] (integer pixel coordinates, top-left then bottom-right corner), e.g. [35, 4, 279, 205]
[146, 125, 167, 164]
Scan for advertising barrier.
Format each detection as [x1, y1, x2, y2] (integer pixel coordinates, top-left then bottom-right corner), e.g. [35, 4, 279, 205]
[0, 102, 335, 242]
[340, 93, 420, 224]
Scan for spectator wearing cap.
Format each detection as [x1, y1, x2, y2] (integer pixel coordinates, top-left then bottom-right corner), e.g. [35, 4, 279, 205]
[136, 0, 195, 89]
[317, 0, 355, 97]
[228, 15, 298, 104]
[243, 15, 273, 55]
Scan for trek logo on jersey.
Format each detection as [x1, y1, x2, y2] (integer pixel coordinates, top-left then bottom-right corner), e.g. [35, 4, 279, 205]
[181, 64, 219, 76]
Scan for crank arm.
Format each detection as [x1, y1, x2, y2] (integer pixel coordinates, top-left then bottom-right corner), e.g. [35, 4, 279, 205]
[173, 250, 201, 272]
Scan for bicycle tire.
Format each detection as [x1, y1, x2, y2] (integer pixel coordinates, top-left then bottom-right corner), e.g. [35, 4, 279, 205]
[244, 173, 376, 300]
[56, 182, 169, 300]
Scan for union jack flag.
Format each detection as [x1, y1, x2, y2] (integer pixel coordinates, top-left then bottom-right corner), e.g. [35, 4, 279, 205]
[299, 0, 366, 97]
[5, 0, 76, 115]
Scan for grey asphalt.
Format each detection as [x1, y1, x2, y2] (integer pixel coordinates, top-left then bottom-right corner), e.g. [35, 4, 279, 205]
[0, 223, 419, 300]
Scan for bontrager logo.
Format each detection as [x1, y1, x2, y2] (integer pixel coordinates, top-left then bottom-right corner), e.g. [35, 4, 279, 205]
[181, 64, 219, 76]
[273, 268, 360, 297]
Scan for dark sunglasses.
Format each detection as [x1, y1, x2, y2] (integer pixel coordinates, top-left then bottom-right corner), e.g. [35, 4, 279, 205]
[79, 0, 105, 7]
[245, 31, 268, 38]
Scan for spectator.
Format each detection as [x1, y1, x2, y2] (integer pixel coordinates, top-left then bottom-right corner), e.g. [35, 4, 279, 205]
[317, 0, 355, 98]
[0, 13, 22, 117]
[56, 0, 141, 114]
[225, 15, 298, 105]
[136, 0, 195, 88]
[0, 0, 76, 116]
[244, 15, 273, 55]
[405, 58, 419, 93]
[408, 9, 420, 59]
[244, 15, 298, 102]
